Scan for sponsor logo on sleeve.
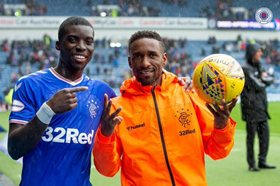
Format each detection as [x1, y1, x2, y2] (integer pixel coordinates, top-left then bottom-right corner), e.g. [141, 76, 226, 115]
[11, 100, 24, 112]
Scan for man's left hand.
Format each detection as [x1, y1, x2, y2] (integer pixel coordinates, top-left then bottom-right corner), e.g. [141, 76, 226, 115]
[206, 98, 238, 129]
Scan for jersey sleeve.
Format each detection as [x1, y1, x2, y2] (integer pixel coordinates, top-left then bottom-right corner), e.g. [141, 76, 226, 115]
[105, 83, 117, 99]
[189, 91, 236, 160]
[9, 78, 37, 125]
[93, 101, 123, 177]
[95, 80, 117, 99]
[93, 127, 122, 177]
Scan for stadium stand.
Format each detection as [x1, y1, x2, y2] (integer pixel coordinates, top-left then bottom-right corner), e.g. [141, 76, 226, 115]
[0, 36, 280, 100]
[1, 0, 279, 19]
[0, 0, 280, 101]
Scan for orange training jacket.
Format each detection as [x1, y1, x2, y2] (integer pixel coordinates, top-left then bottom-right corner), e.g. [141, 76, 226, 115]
[93, 72, 236, 186]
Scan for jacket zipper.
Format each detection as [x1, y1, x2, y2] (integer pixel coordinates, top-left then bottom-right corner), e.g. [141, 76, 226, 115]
[151, 88, 176, 186]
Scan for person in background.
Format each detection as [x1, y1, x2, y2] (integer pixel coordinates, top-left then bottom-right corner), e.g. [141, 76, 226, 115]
[241, 43, 276, 171]
[93, 30, 237, 186]
[7, 16, 117, 186]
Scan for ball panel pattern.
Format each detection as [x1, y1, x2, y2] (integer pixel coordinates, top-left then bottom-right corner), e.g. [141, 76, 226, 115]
[193, 54, 245, 105]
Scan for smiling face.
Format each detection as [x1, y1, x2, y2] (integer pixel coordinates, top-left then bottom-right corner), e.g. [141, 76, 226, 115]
[55, 25, 94, 72]
[128, 38, 167, 87]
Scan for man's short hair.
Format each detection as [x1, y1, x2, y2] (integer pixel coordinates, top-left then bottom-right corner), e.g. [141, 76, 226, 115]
[58, 16, 94, 42]
[128, 30, 165, 53]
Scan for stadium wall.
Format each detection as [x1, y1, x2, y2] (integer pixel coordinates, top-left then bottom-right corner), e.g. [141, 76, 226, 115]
[0, 16, 279, 41]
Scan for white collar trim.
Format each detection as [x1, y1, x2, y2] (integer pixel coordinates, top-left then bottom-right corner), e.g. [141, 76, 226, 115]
[49, 67, 83, 86]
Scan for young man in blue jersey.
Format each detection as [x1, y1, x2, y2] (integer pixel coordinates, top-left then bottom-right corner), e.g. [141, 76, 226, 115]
[8, 16, 121, 186]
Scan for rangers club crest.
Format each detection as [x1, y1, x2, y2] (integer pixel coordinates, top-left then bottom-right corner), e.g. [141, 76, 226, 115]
[175, 108, 192, 128]
[87, 100, 99, 118]
[255, 7, 273, 24]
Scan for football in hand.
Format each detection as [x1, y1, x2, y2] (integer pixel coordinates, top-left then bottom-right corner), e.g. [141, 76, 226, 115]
[192, 54, 245, 105]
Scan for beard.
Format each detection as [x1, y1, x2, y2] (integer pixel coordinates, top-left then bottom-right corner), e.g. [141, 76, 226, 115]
[138, 77, 156, 86]
[134, 67, 162, 87]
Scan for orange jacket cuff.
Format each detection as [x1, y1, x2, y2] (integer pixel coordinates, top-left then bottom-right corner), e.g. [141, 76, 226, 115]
[215, 117, 236, 132]
[97, 128, 115, 143]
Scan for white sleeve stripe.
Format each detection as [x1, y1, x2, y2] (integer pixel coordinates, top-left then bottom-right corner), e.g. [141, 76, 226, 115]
[9, 119, 28, 125]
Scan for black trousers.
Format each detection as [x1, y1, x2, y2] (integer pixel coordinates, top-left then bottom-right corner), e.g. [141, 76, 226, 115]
[246, 120, 269, 167]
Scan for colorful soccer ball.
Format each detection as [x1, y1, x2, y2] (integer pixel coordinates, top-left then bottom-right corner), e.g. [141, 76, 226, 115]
[192, 54, 245, 105]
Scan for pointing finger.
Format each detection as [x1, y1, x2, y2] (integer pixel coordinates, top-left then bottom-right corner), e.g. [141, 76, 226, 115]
[68, 86, 88, 93]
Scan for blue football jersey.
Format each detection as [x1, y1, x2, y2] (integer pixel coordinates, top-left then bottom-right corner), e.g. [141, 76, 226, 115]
[9, 68, 116, 186]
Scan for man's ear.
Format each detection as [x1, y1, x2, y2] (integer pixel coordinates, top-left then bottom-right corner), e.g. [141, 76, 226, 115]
[162, 53, 167, 68]
[55, 41, 60, 50]
[128, 56, 132, 69]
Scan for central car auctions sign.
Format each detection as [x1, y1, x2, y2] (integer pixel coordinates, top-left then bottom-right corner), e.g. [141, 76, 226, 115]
[0, 16, 208, 29]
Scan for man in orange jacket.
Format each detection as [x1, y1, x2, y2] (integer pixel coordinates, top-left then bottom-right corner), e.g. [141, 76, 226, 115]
[93, 30, 237, 186]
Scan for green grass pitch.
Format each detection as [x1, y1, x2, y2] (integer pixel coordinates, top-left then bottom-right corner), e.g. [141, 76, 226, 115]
[1, 102, 280, 185]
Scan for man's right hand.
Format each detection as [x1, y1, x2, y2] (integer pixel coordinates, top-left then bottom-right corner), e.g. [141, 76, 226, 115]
[46, 86, 88, 114]
[178, 76, 193, 92]
[100, 94, 122, 137]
